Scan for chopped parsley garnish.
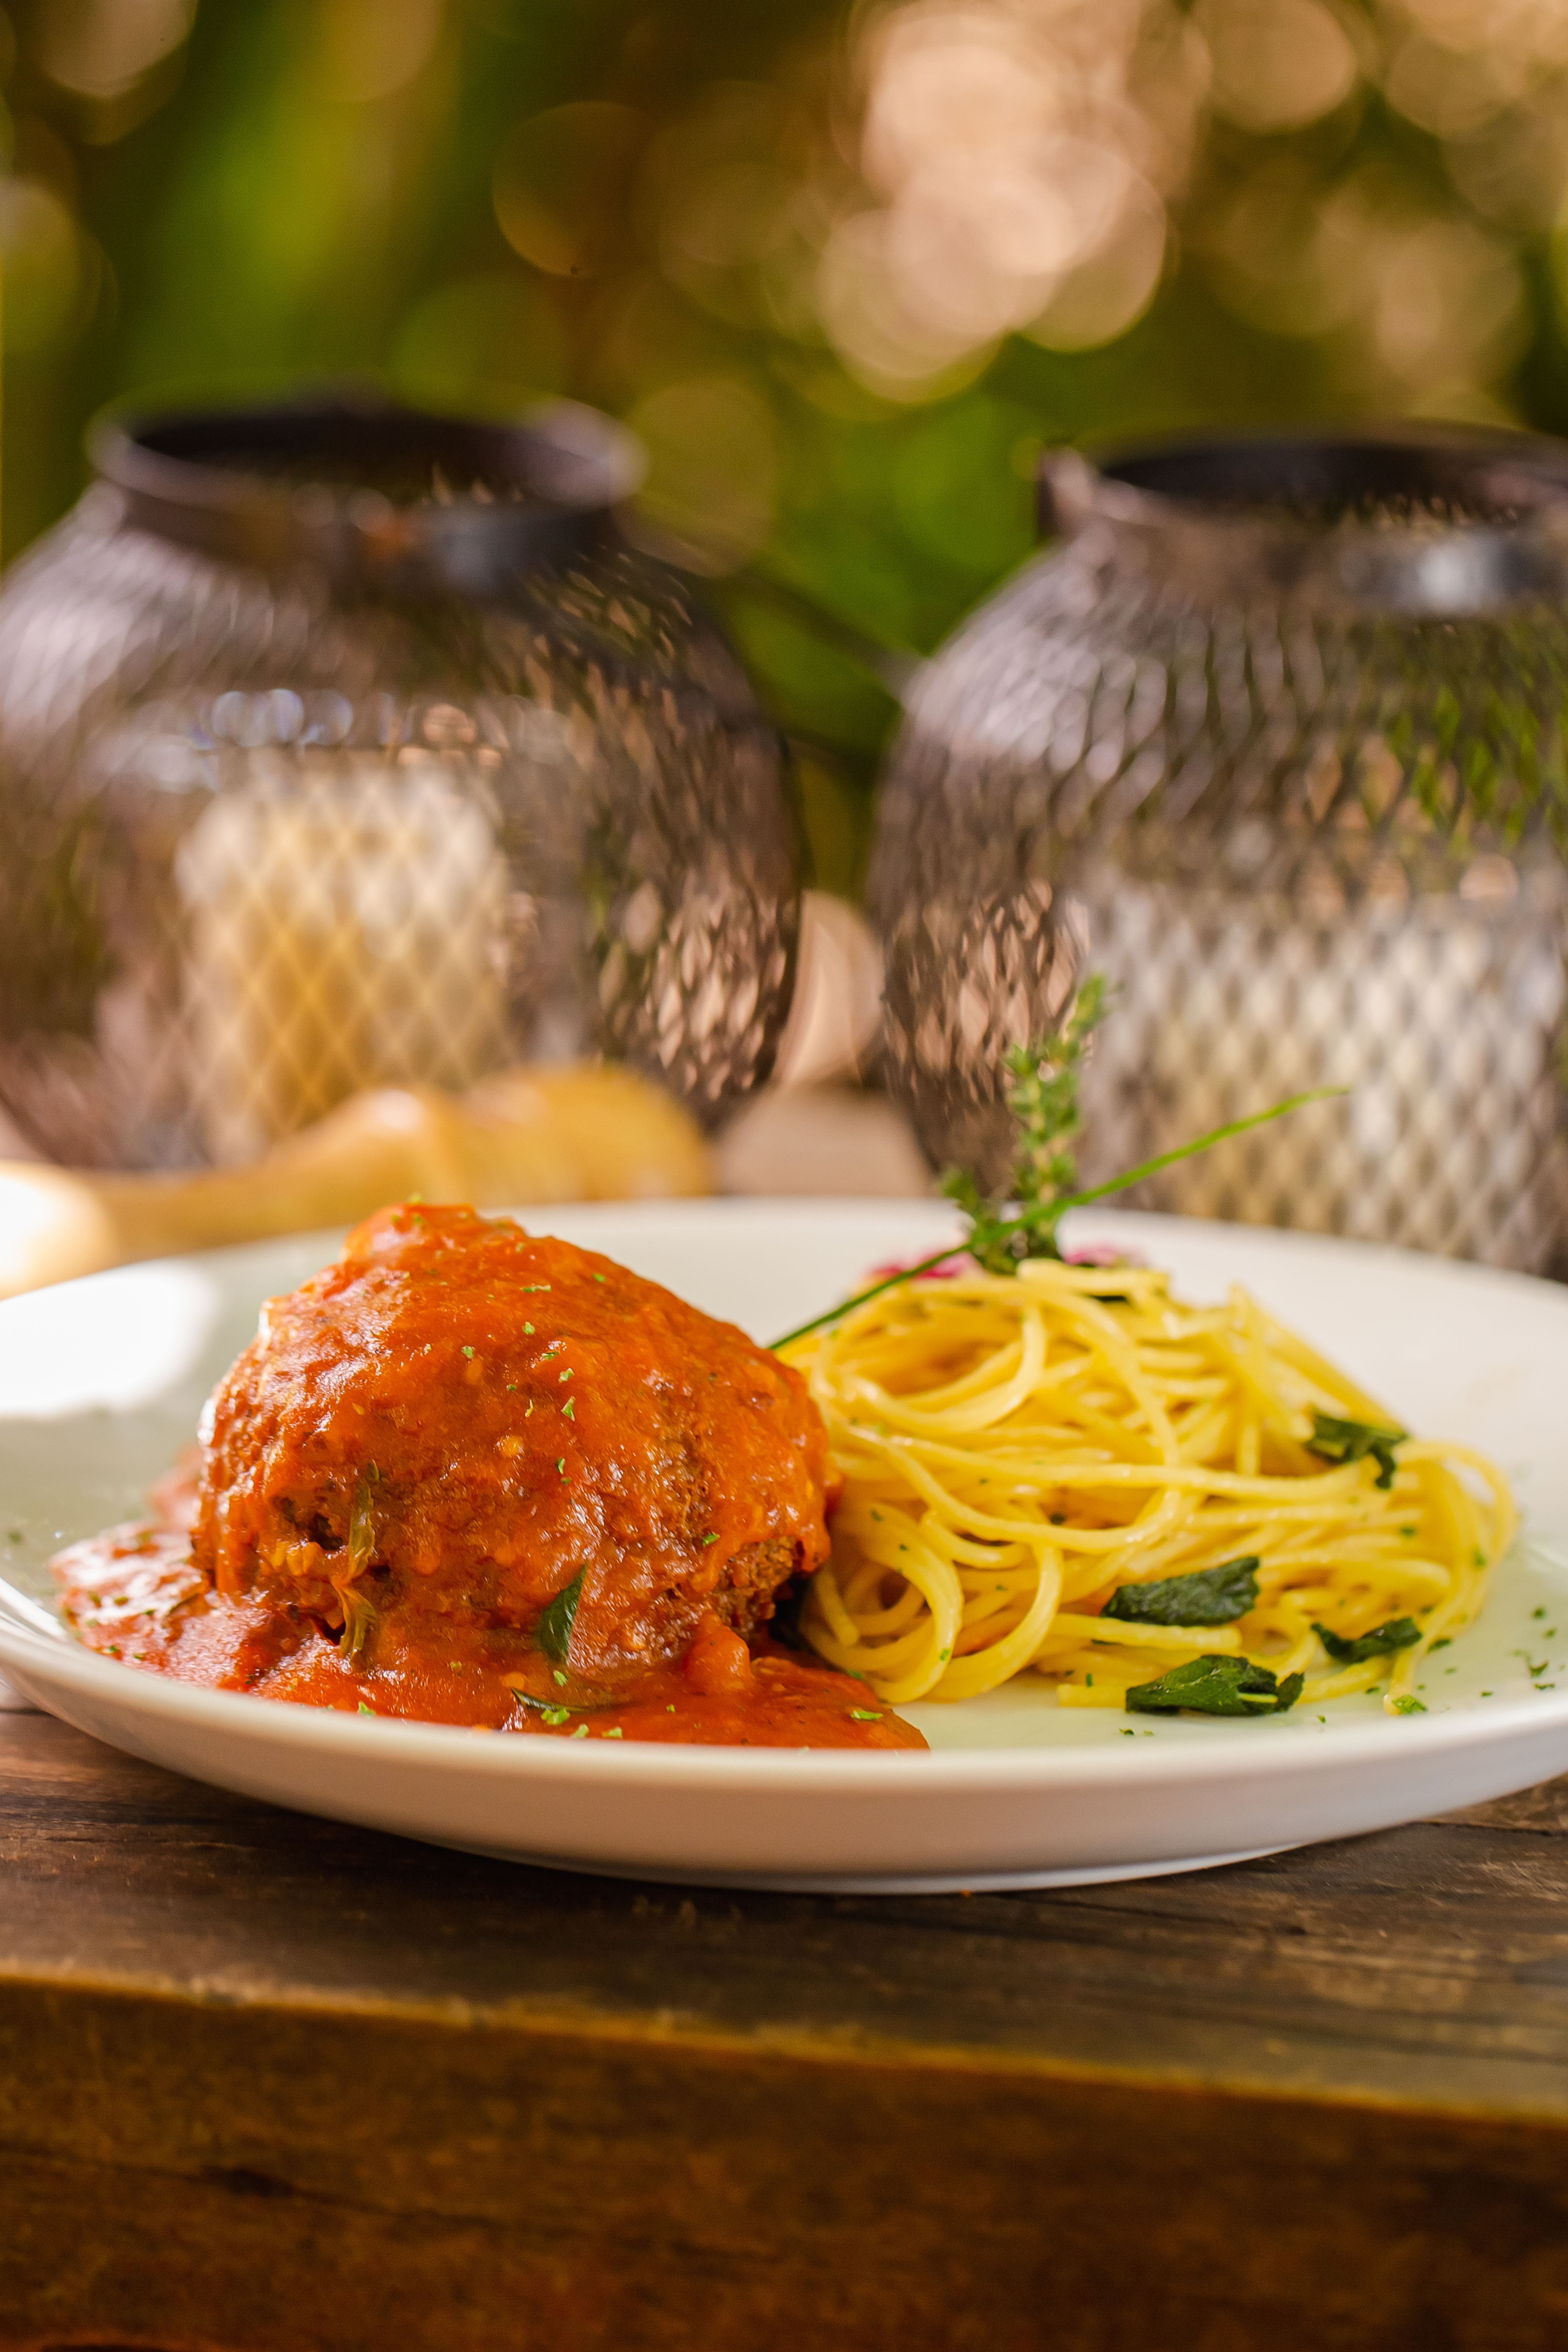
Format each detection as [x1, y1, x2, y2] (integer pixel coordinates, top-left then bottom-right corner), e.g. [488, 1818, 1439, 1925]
[537, 1566, 587, 1663]
[1314, 1617, 1421, 1663]
[556, 1457, 567, 1476]
[1126, 1656, 1303, 1717]
[1103, 1557, 1259, 1626]
[592, 1272, 606, 1282]
[462, 1346, 475, 1359]
[1306, 1411, 1407, 1490]
[849, 1709, 884, 1721]
[700, 1532, 719, 1546]
[509, 1687, 573, 1724]
[357, 1702, 375, 1716]
[563, 1399, 575, 1420]
[1391, 1695, 1427, 1714]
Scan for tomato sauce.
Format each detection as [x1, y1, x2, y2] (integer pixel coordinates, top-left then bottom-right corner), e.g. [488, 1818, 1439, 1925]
[52, 1202, 924, 1753]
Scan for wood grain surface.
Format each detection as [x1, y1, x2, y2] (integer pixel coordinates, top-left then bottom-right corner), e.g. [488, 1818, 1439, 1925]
[2, 1705, 1568, 2352]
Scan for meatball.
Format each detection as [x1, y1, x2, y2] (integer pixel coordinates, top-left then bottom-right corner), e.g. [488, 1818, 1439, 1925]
[194, 1200, 832, 1681]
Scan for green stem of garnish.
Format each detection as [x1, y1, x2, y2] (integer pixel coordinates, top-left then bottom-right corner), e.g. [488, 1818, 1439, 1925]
[769, 1086, 1345, 1351]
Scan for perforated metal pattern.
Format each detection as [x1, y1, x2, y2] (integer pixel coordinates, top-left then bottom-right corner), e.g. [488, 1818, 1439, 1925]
[872, 513, 1568, 1271]
[0, 498, 798, 1166]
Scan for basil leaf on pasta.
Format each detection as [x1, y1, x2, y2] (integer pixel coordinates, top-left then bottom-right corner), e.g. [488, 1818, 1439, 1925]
[1126, 1655, 1302, 1717]
[1306, 1412, 1406, 1490]
[1102, 1557, 1259, 1626]
[1313, 1616, 1421, 1664]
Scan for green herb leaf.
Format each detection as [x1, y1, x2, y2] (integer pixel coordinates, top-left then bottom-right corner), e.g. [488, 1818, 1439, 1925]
[1103, 1557, 1260, 1627]
[849, 1708, 884, 1721]
[537, 1567, 587, 1664]
[1126, 1655, 1303, 1717]
[337, 1587, 378, 1669]
[1306, 1411, 1407, 1490]
[1313, 1616, 1422, 1663]
[1391, 1695, 1427, 1714]
[356, 1701, 375, 1716]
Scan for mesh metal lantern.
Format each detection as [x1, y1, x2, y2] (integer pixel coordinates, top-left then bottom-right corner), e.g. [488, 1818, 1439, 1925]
[870, 431, 1568, 1271]
[0, 397, 800, 1168]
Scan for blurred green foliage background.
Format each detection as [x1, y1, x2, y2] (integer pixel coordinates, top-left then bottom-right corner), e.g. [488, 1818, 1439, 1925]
[6, 0, 1568, 890]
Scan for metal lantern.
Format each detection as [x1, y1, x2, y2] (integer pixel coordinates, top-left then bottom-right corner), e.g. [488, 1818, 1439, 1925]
[870, 431, 1568, 1272]
[0, 397, 800, 1168]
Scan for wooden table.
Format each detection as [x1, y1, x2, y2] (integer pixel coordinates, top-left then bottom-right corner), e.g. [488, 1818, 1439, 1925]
[3, 1694, 1568, 2352]
[4, 1097, 1566, 2349]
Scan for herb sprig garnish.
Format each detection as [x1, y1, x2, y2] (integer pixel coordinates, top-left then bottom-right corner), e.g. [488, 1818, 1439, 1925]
[769, 979, 1343, 1350]
[943, 974, 1109, 1273]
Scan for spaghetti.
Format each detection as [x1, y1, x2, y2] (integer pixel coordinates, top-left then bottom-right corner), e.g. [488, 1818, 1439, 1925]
[782, 1258, 1513, 1717]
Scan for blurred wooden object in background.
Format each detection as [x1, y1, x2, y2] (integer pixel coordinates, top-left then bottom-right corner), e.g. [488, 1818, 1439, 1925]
[0, 1063, 711, 1298]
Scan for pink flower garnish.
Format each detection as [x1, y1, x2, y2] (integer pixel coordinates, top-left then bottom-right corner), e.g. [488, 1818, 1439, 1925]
[868, 1254, 972, 1282]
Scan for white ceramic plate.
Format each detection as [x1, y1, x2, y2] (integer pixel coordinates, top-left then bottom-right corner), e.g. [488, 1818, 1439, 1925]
[1, 1200, 1565, 1893]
